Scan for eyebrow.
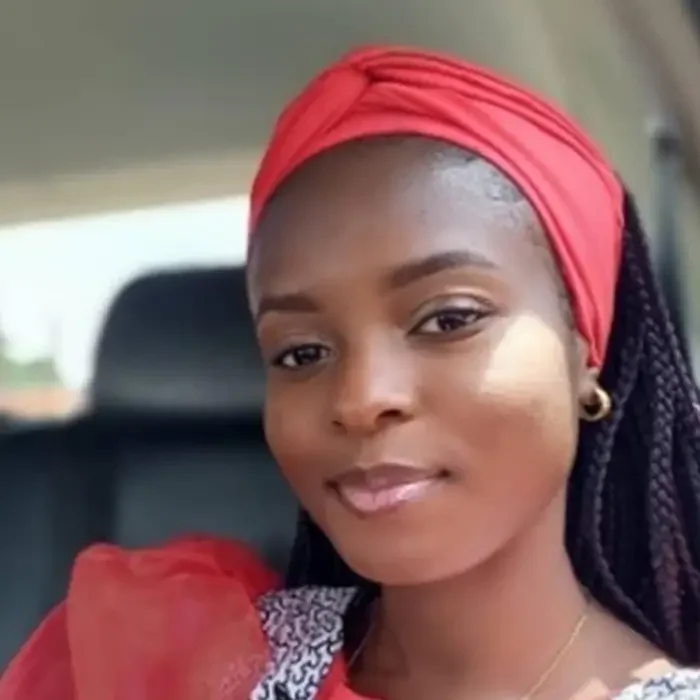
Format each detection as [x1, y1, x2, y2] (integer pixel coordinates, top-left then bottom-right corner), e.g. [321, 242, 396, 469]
[254, 249, 497, 323]
[255, 292, 319, 323]
[384, 249, 498, 290]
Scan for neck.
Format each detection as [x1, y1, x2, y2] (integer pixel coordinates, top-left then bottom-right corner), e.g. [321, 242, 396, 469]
[372, 495, 588, 695]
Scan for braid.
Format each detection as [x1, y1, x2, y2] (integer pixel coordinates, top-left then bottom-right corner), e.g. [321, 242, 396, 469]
[279, 152, 700, 664]
[568, 192, 700, 663]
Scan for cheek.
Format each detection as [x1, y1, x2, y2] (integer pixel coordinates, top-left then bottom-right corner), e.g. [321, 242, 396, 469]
[478, 317, 577, 428]
[382, 319, 580, 581]
[439, 316, 579, 501]
[263, 383, 328, 502]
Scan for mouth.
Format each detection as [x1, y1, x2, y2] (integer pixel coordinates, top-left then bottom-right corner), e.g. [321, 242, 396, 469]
[328, 463, 449, 517]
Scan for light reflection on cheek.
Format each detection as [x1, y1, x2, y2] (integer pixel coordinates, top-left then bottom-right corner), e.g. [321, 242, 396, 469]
[426, 315, 576, 463]
[478, 316, 570, 397]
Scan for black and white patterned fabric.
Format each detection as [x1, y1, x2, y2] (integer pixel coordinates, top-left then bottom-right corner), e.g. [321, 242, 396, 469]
[250, 585, 700, 699]
[251, 586, 357, 700]
[614, 669, 700, 699]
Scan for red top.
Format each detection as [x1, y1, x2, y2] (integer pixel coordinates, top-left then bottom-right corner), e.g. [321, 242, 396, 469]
[0, 537, 365, 700]
[2, 538, 699, 700]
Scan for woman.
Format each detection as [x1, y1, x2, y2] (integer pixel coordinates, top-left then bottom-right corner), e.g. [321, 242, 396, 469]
[3, 45, 700, 700]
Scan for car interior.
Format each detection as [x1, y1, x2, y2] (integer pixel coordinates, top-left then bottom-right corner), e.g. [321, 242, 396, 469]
[1, 0, 700, 672]
[0, 266, 297, 665]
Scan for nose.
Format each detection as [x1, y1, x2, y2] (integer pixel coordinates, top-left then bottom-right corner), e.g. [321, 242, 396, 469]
[331, 342, 417, 435]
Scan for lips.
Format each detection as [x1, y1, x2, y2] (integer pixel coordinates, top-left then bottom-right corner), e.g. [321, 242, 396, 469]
[329, 463, 444, 516]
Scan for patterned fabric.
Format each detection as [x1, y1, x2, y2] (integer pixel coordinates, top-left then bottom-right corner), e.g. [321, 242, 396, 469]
[251, 586, 700, 700]
[251, 586, 357, 700]
[615, 669, 700, 699]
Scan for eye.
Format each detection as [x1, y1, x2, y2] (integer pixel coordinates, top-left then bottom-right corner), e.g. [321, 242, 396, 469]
[413, 307, 487, 335]
[272, 343, 331, 370]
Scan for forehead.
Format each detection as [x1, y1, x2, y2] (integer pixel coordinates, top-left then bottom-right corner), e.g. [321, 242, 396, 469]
[248, 138, 546, 300]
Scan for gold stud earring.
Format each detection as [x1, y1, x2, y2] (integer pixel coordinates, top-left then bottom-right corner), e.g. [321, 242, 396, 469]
[580, 386, 612, 422]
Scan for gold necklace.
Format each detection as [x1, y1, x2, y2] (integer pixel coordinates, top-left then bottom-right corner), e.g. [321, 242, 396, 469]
[519, 601, 590, 700]
[349, 600, 591, 700]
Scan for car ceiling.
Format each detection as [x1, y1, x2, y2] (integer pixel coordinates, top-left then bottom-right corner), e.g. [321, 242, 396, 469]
[0, 0, 667, 223]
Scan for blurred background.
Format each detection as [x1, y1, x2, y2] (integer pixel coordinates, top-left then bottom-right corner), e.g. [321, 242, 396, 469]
[1, 0, 700, 670]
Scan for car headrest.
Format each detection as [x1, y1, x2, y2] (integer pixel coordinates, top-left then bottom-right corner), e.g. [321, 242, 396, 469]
[91, 266, 264, 419]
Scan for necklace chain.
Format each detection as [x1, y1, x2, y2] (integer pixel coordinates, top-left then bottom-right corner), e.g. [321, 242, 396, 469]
[520, 601, 590, 700]
[349, 599, 591, 700]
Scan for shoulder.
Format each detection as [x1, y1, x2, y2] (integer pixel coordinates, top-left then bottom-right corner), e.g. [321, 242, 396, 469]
[253, 586, 358, 700]
[614, 669, 700, 699]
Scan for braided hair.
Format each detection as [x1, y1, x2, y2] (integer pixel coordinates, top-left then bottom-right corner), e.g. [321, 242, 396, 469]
[277, 143, 700, 664]
[568, 192, 700, 664]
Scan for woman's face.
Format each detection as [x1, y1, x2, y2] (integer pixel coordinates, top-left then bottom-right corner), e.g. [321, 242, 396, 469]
[248, 138, 597, 585]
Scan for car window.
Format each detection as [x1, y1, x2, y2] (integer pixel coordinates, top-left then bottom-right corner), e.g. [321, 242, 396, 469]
[0, 196, 248, 419]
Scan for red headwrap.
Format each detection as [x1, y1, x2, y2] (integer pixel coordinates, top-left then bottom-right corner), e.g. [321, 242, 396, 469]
[250, 45, 624, 368]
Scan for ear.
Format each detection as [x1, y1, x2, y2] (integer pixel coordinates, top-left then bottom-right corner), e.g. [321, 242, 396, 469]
[573, 332, 600, 408]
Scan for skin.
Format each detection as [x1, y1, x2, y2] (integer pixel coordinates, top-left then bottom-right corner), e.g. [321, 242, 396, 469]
[247, 138, 664, 700]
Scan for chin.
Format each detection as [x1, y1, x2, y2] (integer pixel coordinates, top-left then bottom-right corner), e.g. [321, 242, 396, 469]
[319, 504, 524, 587]
[337, 542, 498, 587]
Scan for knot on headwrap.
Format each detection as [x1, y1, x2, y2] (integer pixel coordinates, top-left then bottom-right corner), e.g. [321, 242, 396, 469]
[250, 45, 624, 368]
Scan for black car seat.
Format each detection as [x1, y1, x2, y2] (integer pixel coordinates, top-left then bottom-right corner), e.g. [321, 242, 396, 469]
[90, 265, 297, 557]
[0, 265, 297, 668]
